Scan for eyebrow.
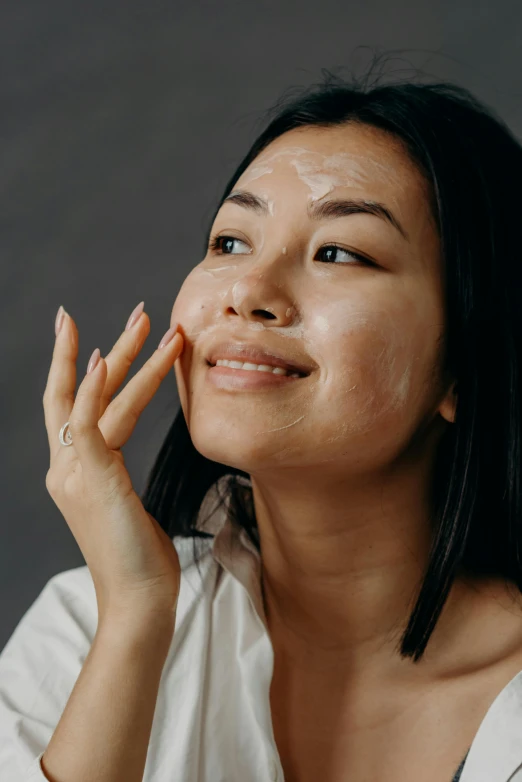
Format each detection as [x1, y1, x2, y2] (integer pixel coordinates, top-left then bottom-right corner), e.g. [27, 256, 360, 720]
[221, 189, 409, 242]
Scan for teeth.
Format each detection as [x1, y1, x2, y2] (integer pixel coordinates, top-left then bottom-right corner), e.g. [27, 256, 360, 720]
[215, 358, 301, 378]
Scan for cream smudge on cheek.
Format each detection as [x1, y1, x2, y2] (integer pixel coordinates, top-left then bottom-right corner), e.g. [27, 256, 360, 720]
[312, 314, 330, 334]
[302, 299, 420, 446]
[198, 265, 237, 275]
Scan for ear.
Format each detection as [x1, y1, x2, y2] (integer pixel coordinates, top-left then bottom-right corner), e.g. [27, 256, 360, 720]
[438, 381, 458, 424]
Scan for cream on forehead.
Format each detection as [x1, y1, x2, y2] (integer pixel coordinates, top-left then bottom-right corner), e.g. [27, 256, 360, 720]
[237, 145, 406, 203]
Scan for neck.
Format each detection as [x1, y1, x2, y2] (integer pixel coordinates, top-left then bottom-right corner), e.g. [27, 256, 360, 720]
[249, 463, 477, 680]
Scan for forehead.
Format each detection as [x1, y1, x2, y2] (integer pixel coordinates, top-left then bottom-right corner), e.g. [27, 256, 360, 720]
[235, 123, 434, 228]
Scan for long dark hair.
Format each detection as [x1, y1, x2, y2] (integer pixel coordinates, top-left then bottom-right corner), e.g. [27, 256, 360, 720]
[140, 62, 522, 661]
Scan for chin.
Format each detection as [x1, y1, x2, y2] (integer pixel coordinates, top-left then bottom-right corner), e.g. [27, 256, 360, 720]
[189, 428, 277, 473]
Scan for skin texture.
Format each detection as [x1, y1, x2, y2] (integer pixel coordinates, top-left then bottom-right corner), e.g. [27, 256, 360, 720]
[170, 123, 522, 696]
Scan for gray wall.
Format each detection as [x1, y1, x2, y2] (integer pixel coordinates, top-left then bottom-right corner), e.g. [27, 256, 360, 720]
[2, 0, 521, 650]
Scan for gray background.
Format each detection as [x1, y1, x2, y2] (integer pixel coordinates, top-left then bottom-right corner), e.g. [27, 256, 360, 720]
[2, 0, 521, 651]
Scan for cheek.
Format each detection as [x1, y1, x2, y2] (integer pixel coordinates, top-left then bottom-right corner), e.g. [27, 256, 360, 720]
[171, 265, 241, 420]
[309, 300, 434, 435]
[171, 267, 223, 338]
[170, 268, 219, 418]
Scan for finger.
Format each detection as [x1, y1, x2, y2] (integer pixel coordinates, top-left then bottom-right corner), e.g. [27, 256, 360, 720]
[43, 309, 80, 463]
[67, 350, 115, 478]
[97, 305, 151, 420]
[99, 327, 184, 450]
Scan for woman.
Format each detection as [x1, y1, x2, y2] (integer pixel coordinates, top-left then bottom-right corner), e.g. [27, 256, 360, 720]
[1, 68, 522, 782]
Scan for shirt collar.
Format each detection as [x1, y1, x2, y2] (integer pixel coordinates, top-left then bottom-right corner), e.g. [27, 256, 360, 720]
[194, 474, 268, 631]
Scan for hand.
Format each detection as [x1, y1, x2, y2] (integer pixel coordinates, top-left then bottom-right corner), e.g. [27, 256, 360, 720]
[43, 304, 184, 623]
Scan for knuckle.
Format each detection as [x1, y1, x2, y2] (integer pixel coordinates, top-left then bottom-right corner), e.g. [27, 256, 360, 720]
[67, 417, 91, 437]
[43, 387, 75, 406]
[42, 388, 54, 407]
[45, 468, 61, 495]
[121, 349, 135, 370]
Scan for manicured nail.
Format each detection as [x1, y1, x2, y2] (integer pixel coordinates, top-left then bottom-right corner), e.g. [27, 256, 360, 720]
[158, 324, 178, 349]
[87, 348, 101, 374]
[55, 305, 66, 336]
[125, 301, 145, 331]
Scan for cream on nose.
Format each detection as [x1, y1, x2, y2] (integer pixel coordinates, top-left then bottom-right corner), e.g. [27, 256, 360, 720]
[231, 279, 251, 309]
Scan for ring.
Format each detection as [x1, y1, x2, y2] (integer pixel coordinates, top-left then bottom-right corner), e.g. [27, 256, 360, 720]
[59, 421, 73, 447]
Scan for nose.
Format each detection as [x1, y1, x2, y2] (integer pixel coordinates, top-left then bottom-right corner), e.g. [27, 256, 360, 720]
[223, 269, 296, 327]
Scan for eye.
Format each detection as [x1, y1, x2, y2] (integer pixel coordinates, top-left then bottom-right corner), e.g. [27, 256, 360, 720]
[208, 235, 375, 266]
[315, 244, 374, 266]
[208, 235, 252, 255]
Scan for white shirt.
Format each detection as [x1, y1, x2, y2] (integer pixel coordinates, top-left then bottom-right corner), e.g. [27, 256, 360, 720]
[1, 474, 522, 782]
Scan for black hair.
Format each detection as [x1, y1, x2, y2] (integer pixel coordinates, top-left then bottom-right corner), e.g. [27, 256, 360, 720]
[140, 57, 522, 662]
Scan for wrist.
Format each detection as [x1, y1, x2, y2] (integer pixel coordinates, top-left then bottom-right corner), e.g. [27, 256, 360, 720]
[97, 605, 176, 651]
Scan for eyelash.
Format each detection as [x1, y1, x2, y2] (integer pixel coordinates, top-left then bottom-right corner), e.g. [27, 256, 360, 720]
[207, 234, 375, 267]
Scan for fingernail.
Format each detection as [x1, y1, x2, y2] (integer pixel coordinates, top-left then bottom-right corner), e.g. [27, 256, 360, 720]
[125, 301, 145, 331]
[55, 305, 66, 336]
[87, 348, 101, 374]
[158, 324, 178, 349]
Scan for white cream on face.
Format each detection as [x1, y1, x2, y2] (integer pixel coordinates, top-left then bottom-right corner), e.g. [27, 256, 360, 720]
[257, 414, 305, 433]
[172, 125, 443, 475]
[237, 145, 406, 212]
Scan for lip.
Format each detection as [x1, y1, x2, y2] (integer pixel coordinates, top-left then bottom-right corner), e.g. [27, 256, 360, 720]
[206, 340, 314, 376]
[207, 364, 304, 390]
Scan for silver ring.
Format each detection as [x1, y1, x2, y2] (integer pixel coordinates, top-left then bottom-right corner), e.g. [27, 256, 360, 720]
[59, 421, 73, 447]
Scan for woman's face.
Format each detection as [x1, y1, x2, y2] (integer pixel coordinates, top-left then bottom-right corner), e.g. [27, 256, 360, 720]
[171, 122, 455, 479]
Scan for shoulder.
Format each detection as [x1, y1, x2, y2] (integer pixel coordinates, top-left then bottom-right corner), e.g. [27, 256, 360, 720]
[1, 565, 99, 666]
